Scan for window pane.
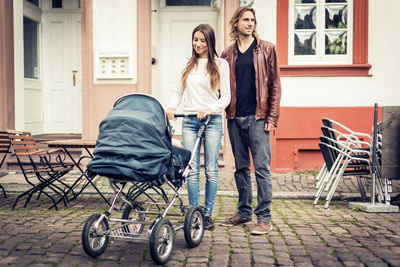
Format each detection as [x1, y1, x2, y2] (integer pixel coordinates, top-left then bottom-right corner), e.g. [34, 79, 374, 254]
[295, 5, 317, 29]
[325, 0, 347, 2]
[166, 0, 211, 5]
[52, 0, 62, 8]
[325, 31, 347, 54]
[26, 0, 39, 6]
[295, 31, 316, 55]
[295, 0, 316, 3]
[326, 5, 347, 28]
[23, 17, 39, 79]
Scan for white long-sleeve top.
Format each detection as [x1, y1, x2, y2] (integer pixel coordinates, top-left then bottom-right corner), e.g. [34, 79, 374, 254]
[168, 57, 231, 115]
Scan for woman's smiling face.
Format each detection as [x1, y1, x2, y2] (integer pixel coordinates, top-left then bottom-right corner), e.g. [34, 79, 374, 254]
[192, 31, 208, 58]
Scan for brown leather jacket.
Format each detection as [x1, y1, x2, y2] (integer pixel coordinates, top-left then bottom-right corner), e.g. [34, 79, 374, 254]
[221, 37, 282, 126]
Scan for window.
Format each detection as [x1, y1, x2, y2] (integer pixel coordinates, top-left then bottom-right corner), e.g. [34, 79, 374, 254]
[289, 0, 352, 65]
[23, 17, 39, 79]
[277, 0, 371, 76]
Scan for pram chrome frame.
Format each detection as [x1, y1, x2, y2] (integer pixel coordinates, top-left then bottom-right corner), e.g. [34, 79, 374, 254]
[82, 114, 211, 265]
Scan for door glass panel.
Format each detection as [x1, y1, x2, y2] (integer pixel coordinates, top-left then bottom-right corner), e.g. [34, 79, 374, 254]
[52, 0, 62, 8]
[325, 0, 347, 2]
[166, 0, 211, 5]
[23, 17, 39, 79]
[295, 0, 316, 3]
[26, 0, 39, 6]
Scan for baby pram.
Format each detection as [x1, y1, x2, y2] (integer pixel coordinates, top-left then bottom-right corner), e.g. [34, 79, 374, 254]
[81, 93, 209, 265]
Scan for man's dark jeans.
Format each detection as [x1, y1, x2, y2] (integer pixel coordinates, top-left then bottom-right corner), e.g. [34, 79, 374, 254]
[227, 115, 272, 223]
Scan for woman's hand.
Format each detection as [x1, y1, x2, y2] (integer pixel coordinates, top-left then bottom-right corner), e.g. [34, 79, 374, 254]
[166, 108, 176, 120]
[197, 109, 212, 120]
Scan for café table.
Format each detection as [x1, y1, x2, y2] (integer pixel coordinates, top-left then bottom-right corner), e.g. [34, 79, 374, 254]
[46, 139, 111, 206]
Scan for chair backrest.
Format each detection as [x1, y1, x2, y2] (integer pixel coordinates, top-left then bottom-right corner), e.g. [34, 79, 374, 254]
[0, 131, 11, 168]
[7, 131, 39, 156]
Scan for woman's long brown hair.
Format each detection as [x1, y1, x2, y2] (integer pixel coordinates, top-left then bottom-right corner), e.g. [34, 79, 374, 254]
[229, 6, 258, 41]
[181, 24, 220, 91]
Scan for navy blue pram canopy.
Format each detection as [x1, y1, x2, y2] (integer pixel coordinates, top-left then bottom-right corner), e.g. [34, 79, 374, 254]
[87, 94, 175, 182]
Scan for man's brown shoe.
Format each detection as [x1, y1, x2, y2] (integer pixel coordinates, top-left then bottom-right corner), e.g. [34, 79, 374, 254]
[249, 221, 273, 235]
[220, 214, 252, 227]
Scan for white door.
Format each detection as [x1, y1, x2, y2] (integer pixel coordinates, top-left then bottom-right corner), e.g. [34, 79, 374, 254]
[42, 13, 82, 133]
[156, 7, 217, 134]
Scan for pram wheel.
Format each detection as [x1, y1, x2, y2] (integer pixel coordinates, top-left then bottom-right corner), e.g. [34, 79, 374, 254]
[184, 206, 204, 248]
[81, 214, 109, 257]
[121, 202, 145, 234]
[149, 218, 175, 265]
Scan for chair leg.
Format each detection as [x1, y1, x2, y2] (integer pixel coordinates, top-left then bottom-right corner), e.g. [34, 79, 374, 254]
[12, 187, 35, 210]
[356, 176, 367, 201]
[315, 165, 327, 189]
[0, 184, 6, 198]
[315, 163, 326, 183]
[324, 158, 349, 208]
[314, 164, 337, 205]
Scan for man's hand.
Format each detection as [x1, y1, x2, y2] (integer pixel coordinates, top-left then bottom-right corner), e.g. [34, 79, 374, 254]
[166, 108, 176, 120]
[265, 122, 275, 132]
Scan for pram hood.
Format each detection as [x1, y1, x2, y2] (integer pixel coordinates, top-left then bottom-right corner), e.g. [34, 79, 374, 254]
[87, 94, 173, 182]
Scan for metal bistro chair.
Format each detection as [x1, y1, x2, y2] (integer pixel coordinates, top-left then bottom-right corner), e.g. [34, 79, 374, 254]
[316, 134, 372, 208]
[319, 126, 372, 197]
[315, 118, 373, 184]
[0, 131, 11, 197]
[7, 130, 74, 210]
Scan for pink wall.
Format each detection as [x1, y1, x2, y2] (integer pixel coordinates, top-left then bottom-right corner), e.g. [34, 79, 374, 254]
[0, 0, 15, 130]
[81, 0, 151, 140]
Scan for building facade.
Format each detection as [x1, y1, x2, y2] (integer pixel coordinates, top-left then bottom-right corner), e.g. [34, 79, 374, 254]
[1, 0, 399, 172]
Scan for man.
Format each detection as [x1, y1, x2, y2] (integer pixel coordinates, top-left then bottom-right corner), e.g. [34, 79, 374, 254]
[220, 6, 281, 235]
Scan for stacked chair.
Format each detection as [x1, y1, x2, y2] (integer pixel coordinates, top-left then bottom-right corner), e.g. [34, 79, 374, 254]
[7, 130, 74, 210]
[314, 116, 390, 208]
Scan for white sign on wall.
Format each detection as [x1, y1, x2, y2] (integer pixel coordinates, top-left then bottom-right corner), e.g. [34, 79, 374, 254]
[95, 50, 133, 80]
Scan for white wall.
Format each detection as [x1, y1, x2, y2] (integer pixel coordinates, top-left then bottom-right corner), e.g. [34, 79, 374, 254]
[93, 0, 137, 83]
[252, 0, 276, 44]
[367, 0, 400, 106]
[252, 0, 400, 107]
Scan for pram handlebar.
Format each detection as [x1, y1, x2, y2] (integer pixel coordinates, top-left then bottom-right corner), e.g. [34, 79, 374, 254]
[173, 114, 197, 118]
[173, 114, 211, 126]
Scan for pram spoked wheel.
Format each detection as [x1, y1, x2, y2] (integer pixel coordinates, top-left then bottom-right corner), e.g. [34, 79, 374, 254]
[81, 214, 109, 257]
[122, 202, 146, 234]
[184, 206, 204, 248]
[149, 218, 175, 265]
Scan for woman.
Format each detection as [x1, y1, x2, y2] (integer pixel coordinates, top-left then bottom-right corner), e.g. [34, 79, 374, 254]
[167, 24, 230, 230]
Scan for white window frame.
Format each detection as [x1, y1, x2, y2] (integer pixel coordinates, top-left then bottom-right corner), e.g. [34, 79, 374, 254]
[288, 0, 353, 65]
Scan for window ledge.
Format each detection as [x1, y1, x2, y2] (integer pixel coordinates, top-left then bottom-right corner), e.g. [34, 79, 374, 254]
[280, 64, 372, 77]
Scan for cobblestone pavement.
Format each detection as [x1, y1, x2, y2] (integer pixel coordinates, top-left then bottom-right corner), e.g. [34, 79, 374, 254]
[2, 171, 399, 200]
[0, 171, 399, 266]
[0, 194, 399, 267]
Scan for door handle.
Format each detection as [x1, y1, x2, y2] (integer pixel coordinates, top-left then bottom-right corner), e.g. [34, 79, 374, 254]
[72, 70, 78, 87]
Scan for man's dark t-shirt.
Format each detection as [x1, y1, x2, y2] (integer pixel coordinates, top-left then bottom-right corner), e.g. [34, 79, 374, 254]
[235, 39, 257, 116]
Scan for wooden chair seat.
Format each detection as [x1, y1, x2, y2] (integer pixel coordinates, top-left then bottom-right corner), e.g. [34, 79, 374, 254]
[7, 130, 75, 210]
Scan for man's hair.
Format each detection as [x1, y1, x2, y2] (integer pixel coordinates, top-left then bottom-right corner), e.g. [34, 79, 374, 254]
[229, 6, 258, 41]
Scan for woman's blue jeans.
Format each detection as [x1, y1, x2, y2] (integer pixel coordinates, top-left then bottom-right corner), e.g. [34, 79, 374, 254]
[182, 115, 222, 216]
